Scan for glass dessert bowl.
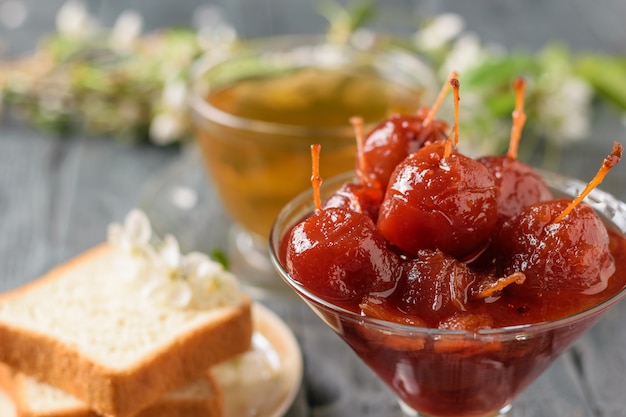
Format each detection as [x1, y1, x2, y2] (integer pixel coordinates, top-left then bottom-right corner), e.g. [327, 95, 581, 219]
[189, 34, 435, 294]
[269, 170, 626, 417]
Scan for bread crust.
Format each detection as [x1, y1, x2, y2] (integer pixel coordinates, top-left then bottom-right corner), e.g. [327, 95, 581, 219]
[0, 363, 224, 417]
[0, 245, 251, 417]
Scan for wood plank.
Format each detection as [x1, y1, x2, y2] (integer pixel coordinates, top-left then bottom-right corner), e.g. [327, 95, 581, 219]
[0, 128, 60, 290]
[569, 301, 626, 417]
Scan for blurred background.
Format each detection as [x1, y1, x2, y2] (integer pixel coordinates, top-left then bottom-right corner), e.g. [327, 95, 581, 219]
[0, 0, 626, 196]
[1, 0, 626, 56]
[1, 4, 625, 416]
[1, 0, 625, 199]
[1, 0, 624, 193]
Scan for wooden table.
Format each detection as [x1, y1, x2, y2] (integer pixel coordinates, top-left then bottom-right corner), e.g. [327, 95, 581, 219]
[2, 102, 626, 416]
[1, 2, 626, 416]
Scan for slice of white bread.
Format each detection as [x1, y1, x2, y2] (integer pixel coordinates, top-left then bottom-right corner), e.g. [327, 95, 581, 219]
[0, 244, 252, 417]
[0, 362, 223, 417]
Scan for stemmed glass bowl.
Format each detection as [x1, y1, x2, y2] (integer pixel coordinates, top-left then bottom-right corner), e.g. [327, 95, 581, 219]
[269, 170, 626, 417]
[189, 34, 433, 295]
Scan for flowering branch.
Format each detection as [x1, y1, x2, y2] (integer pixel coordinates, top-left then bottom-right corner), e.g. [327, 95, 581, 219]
[0, 1, 235, 145]
[1, 1, 624, 155]
[397, 13, 626, 159]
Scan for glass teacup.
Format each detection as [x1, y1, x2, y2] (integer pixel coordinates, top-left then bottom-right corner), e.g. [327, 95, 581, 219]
[269, 170, 626, 417]
[189, 35, 436, 295]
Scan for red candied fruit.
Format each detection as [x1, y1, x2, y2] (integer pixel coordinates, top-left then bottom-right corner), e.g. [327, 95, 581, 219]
[499, 142, 623, 297]
[390, 249, 481, 325]
[323, 117, 385, 220]
[285, 207, 401, 303]
[359, 72, 457, 190]
[361, 111, 449, 189]
[377, 142, 498, 260]
[479, 156, 553, 221]
[498, 199, 615, 296]
[378, 78, 499, 260]
[323, 181, 384, 222]
[478, 78, 552, 222]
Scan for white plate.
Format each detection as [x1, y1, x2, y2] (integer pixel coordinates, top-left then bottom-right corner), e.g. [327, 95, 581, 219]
[217, 303, 303, 417]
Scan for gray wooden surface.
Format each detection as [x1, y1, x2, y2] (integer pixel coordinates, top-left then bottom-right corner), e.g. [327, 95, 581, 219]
[2, 106, 626, 417]
[1, 2, 626, 416]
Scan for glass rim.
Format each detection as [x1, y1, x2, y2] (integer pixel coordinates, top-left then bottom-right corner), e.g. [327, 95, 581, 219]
[188, 33, 436, 137]
[269, 169, 626, 339]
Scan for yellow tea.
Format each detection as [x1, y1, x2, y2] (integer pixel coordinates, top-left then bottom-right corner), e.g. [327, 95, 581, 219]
[194, 66, 423, 240]
[206, 67, 420, 126]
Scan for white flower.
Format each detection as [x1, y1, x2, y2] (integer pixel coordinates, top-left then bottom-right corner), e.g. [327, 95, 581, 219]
[155, 234, 181, 266]
[192, 4, 227, 30]
[110, 10, 143, 53]
[185, 252, 239, 309]
[107, 209, 240, 310]
[161, 80, 188, 111]
[107, 209, 152, 281]
[141, 235, 193, 308]
[414, 13, 465, 50]
[193, 5, 237, 51]
[107, 209, 152, 254]
[440, 33, 488, 78]
[140, 273, 193, 309]
[197, 24, 237, 52]
[56, 0, 97, 39]
[170, 186, 198, 210]
[536, 75, 593, 144]
[149, 111, 188, 145]
[349, 28, 376, 50]
[139, 235, 238, 309]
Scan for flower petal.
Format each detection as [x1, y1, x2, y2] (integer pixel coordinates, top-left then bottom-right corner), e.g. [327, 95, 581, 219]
[158, 234, 181, 268]
[190, 271, 239, 309]
[107, 223, 126, 249]
[140, 273, 192, 308]
[124, 209, 152, 245]
[181, 251, 211, 273]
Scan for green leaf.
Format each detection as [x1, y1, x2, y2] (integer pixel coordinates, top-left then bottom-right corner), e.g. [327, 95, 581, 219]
[484, 91, 516, 118]
[318, 0, 376, 43]
[463, 55, 537, 89]
[209, 249, 230, 270]
[346, 0, 376, 31]
[576, 54, 626, 110]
